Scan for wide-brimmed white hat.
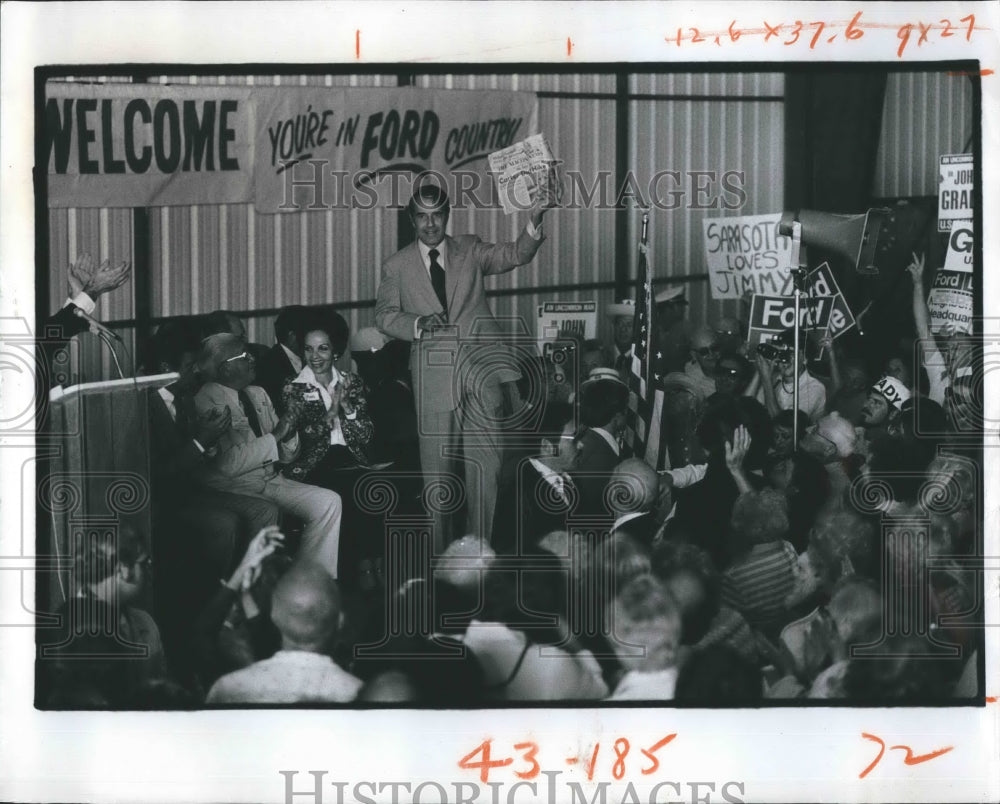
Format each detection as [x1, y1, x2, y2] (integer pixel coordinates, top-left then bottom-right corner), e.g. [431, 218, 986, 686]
[582, 366, 627, 387]
[655, 284, 687, 304]
[608, 299, 635, 317]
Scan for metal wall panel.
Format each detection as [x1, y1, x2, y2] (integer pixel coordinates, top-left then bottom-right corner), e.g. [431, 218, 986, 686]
[627, 73, 785, 328]
[874, 71, 974, 198]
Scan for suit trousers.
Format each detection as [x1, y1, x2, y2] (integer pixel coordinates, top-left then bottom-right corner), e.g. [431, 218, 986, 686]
[419, 403, 503, 552]
[256, 474, 343, 579]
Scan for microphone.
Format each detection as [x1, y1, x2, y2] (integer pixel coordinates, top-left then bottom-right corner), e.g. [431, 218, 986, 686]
[72, 305, 123, 342]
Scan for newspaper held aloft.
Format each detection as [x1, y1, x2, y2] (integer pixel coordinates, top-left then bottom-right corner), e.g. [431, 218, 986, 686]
[489, 133, 561, 215]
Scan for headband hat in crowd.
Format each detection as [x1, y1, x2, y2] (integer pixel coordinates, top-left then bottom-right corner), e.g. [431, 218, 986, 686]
[872, 375, 911, 410]
[582, 367, 628, 387]
[608, 299, 635, 317]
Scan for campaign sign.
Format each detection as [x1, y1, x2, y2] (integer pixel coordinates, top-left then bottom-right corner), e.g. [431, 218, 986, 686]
[943, 221, 974, 273]
[938, 153, 973, 232]
[536, 300, 597, 354]
[805, 262, 856, 338]
[703, 213, 793, 299]
[927, 270, 974, 334]
[747, 294, 835, 349]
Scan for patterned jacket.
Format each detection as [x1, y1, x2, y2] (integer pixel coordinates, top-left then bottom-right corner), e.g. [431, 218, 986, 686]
[280, 366, 374, 480]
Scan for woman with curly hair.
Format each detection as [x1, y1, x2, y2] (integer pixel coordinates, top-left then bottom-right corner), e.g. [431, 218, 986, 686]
[280, 310, 378, 589]
[281, 310, 374, 485]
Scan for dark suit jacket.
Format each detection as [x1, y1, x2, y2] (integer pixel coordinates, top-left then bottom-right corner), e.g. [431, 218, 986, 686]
[494, 456, 574, 553]
[374, 229, 544, 415]
[148, 386, 208, 496]
[569, 428, 620, 519]
[256, 343, 298, 413]
[39, 304, 89, 389]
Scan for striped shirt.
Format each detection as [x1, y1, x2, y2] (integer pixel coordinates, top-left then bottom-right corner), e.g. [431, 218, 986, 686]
[721, 540, 798, 629]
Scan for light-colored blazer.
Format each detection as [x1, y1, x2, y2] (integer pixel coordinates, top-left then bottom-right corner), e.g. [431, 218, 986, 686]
[374, 230, 543, 413]
[193, 382, 299, 495]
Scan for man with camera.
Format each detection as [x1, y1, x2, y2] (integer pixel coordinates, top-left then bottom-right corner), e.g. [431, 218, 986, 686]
[748, 328, 827, 423]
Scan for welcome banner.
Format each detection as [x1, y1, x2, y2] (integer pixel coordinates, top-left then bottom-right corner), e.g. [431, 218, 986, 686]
[44, 83, 538, 213]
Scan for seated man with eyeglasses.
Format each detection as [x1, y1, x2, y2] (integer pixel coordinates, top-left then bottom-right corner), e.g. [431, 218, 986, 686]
[194, 333, 344, 580]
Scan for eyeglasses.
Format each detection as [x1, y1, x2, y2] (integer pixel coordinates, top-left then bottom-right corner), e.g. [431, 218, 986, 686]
[693, 346, 718, 357]
[224, 351, 252, 364]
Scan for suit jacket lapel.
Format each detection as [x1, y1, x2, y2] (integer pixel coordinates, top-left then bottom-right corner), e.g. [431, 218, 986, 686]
[443, 236, 461, 313]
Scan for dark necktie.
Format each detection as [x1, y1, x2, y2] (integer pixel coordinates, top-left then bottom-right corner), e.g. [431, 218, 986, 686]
[238, 389, 263, 437]
[176, 392, 196, 435]
[428, 248, 448, 315]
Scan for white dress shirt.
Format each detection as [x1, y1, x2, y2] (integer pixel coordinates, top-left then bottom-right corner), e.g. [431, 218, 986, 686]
[293, 365, 354, 447]
[412, 220, 543, 338]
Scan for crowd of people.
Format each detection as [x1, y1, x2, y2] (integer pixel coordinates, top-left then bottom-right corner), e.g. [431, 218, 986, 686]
[38, 208, 982, 707]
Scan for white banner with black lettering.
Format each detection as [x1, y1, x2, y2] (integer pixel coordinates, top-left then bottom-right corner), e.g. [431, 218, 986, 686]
[45, 83, 538, 213]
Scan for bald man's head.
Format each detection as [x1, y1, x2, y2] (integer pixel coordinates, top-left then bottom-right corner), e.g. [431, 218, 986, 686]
[608, 458, 660, 516]
[270, 562, 343, 652]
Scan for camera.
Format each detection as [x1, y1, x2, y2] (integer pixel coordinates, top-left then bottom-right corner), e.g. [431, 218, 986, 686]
[756, 341, 792, 362]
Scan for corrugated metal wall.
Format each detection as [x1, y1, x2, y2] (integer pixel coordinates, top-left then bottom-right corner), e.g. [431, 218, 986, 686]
[629, 72, 785, 329]
[874, 71, 975, 198]
[46, 70, 784, 382]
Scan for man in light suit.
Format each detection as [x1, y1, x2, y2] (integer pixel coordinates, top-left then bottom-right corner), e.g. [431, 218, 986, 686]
[194, 333, 343, 578]
[375, 184, 550, 549]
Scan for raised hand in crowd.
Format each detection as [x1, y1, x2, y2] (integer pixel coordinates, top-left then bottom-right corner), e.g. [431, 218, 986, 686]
[755, 352, 774, 382]
[907, 251, 932, 345]
[820, 333, 842, 394]
[222, 525, 285, 593]
[724, 424, 753, 494]
[68, 253, 132, 300]
[194, 406, 232, 448]
[754, 352, 780, 416]
[906, 250, 926, 285]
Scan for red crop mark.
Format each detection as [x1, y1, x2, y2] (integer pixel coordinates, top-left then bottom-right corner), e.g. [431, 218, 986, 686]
[567, 37, 573, 56]
[355, 29, 361, 59]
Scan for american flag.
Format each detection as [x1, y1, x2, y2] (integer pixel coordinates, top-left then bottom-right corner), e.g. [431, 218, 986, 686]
[622, 213, 669, 469]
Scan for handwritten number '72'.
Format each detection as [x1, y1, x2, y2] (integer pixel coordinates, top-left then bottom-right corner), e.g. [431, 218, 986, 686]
[859, 733, 954, 779]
